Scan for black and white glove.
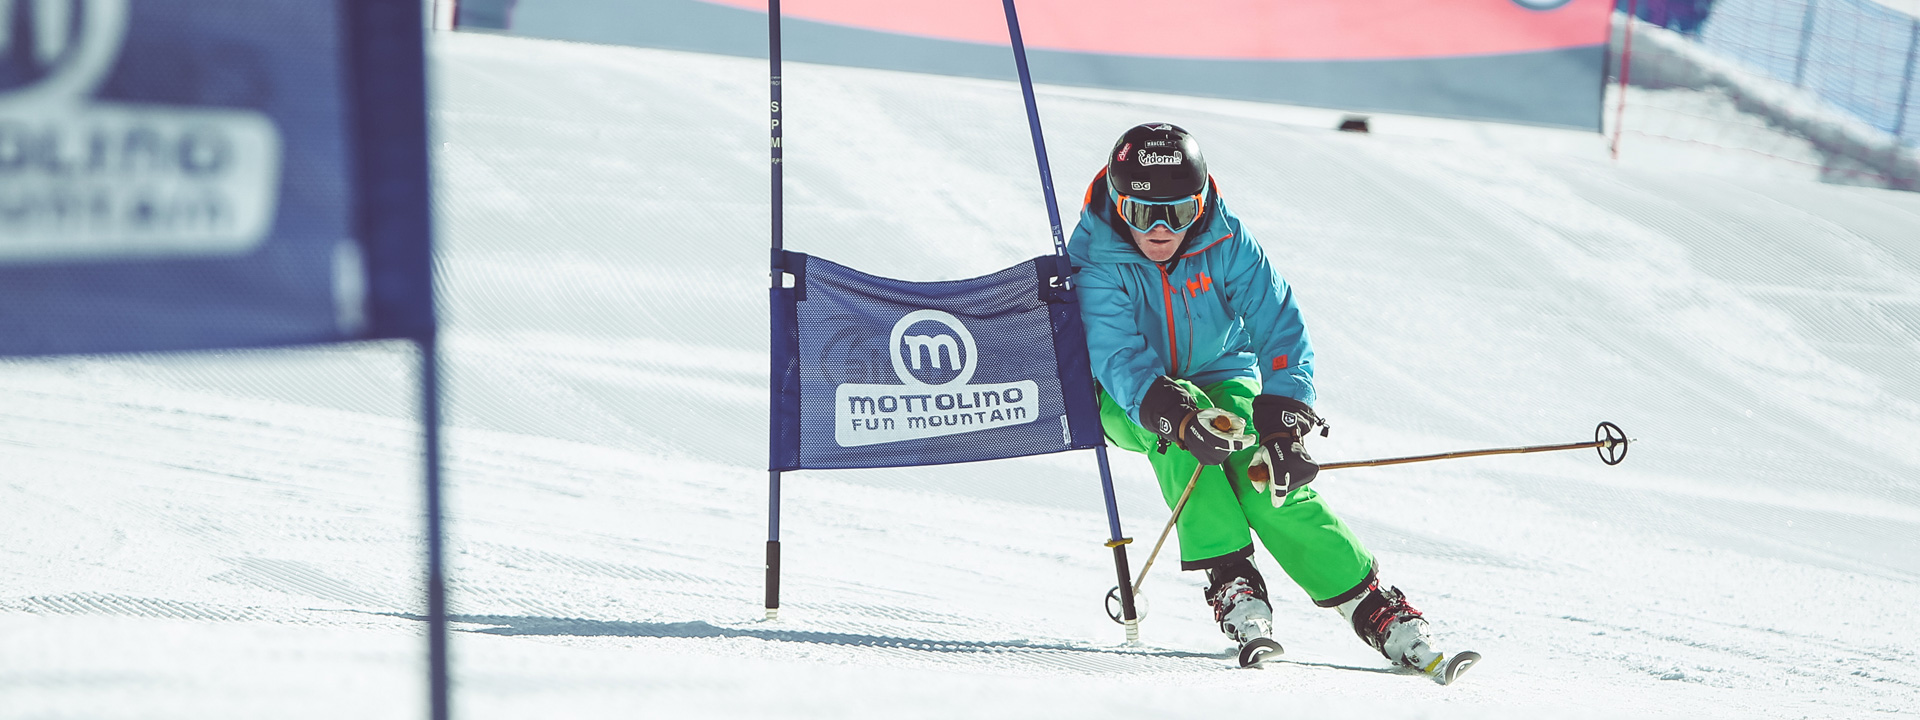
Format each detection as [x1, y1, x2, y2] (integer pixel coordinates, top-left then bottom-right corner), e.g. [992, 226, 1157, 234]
[1249, 395, 1321, 503]
[1140, 377, 1253, 466]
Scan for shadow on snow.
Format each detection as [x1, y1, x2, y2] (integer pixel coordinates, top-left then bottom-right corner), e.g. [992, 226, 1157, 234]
[411, 613, 1231, 661]
[387, 613, 1398, 674]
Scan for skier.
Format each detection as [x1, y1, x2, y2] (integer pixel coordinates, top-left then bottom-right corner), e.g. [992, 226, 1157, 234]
[1067, 123, 1475, 682]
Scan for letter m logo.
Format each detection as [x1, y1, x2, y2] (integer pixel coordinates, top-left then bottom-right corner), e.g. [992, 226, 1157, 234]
[1, 0, 82, 90]
[902, 334, 959, 370]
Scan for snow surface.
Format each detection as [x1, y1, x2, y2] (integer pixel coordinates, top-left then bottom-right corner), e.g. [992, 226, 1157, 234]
[6, 31, 1920, 719]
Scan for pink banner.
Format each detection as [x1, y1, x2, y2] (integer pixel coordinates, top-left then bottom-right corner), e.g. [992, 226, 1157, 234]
[701, 0, 1609, 61]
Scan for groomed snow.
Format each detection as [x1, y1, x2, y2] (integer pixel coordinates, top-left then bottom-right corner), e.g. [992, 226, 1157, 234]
[4, 31, 1920, 719]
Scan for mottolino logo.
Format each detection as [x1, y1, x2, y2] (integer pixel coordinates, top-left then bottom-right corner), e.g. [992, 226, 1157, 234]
[834, 309, 1040, 447]
[1, 0, 284, 265]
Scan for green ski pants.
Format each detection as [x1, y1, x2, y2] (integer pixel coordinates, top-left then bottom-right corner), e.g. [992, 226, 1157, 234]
[1101, 376, 1374, 605]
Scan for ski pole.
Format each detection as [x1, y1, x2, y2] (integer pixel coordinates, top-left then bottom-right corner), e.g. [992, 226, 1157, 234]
[1104, 411, 1252, 625]
[1322, 421, 1633, 471]
[1105, 421, 1631, 626]
[1130, 411, 1251, 597]
[1130, 462, 1203, 598]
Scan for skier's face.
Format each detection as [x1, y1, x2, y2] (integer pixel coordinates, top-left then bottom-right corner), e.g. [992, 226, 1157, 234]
[1130, 224, 1186, 263]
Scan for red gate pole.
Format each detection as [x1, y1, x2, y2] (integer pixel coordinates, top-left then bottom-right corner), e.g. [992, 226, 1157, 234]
[1612, 0, 1638, 161]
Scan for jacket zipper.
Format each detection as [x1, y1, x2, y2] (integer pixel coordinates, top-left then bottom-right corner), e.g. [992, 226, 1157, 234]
[1147, 231, 1233, 379]
[1158, 263, 1179, 375]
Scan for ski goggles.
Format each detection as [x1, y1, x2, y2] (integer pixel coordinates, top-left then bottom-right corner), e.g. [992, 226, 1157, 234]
[1113, 188, 1206, 234]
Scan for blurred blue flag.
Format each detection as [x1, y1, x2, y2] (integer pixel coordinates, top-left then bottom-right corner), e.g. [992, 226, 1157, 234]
[770, 252, 1104, 471]
[0, 0, 433, 357]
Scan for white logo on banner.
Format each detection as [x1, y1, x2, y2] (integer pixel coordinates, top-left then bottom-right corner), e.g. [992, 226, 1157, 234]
[834, 309, 1040, 447]
[0, 0, 283, 264]
[1510, 0, 1574, 9]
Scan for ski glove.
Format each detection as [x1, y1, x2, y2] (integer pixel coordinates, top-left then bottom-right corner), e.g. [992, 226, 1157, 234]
[1249, 395, 1322, 503]
[1139, 377, 1254, 466]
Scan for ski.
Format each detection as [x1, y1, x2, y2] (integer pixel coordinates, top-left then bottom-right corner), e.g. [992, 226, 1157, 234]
[1237, 637, 1284, 668]
[1425, 650, 1481, 685]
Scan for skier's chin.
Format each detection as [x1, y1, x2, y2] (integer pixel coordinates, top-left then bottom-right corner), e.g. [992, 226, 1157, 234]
[1133, 229, 1185, 262]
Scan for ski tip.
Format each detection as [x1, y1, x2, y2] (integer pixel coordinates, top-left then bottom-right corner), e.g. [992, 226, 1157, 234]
[1237, 637, 1285, 668]
[1432, 650, 1481, 685]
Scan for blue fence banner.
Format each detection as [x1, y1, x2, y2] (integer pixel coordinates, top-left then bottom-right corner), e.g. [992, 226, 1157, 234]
[1697, 0, 1920, 146]
[0, 0, 434, 357]
[771, 252, 1103, 471]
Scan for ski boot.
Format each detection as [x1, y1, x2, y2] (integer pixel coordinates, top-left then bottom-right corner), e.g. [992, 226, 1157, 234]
[1205, 561, 1282, 667]
[1337, 579, 1479, 685]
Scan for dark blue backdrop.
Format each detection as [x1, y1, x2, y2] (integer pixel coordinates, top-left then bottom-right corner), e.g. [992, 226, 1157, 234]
[0, 2, 443, 717]
[0, 0, 433, 357]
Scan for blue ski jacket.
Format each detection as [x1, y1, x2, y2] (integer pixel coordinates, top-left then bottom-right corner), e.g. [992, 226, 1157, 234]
[1067, 169, 1315, 426]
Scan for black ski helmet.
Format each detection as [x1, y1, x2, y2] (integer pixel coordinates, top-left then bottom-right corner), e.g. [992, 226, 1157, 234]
[1106, 123, 1207, 201]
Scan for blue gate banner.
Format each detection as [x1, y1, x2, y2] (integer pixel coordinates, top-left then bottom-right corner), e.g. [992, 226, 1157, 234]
[0, 0, 434, 357]
[771, 252, 1103, 471]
